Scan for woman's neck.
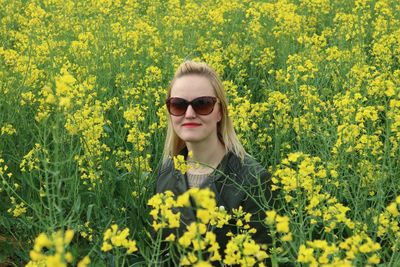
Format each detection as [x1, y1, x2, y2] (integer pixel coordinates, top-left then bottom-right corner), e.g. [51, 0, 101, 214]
[185, 139, 226, 171]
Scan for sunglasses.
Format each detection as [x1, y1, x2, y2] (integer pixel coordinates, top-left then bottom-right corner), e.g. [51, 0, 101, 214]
[166, 96, 219, 116]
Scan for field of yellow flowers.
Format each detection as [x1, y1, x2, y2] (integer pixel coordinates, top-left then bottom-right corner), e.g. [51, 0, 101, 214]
[1, 0, 400, 266]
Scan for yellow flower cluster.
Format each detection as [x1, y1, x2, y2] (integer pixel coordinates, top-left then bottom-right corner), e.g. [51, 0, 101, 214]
[229, 92, 291, 152]
[148, 191, 180, 231]
[7, 196, 27, 217]
[298, 233, 381, 266]
[178, 189, 223, 265]
[224, 234, 268, 267]
[178, 223, 221, 265]
[35, 69, 115, 188]
[124, 104, 150, 153]
[260, 1, 302, 39]
[173, 154, 189, 174]
[273, 152, 355, 232]
[231, 206, 253, 229]
[226, 207, 269, 267]
[0, 157, 12, 179]
[68, 99, 112, 187]
[19, 143, 49, 173]
[265, 210, 292, 242]
[101, 224, 138, 254]
[148, 188, 271, 266]
[113, 149, 152, 173]
[0, 123, 16, 135]
[26, 229, 75, 267]
[374, 196, 400, 239]
[388, 99, 400, 156]
[79, 221, 93, 242]
[292, 85, 328, 139]
[339, 233, 381, 263]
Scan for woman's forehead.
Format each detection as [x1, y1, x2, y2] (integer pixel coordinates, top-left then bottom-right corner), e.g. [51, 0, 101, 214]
[170, 75, 215, 97]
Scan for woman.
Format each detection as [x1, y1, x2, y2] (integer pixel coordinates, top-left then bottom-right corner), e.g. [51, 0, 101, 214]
[156, 60, 276, 263]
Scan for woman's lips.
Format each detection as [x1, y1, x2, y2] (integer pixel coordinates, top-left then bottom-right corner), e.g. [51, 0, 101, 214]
[182, 123, 201, 128]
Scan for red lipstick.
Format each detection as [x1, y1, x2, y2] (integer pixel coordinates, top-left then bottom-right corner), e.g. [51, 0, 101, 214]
[182, 123, 201, 127]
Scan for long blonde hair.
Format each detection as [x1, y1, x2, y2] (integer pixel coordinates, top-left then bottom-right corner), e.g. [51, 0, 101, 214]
[162, 60, 246, 161]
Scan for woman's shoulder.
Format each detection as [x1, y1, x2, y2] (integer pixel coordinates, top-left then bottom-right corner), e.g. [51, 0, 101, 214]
[226, 152, 265, 174]
[155, 157, 175, 193]
[224, 152, 270, 184]
[222, 152, 274, 205]
[243, 154, 266, 172]
[158, 157, 174, 175]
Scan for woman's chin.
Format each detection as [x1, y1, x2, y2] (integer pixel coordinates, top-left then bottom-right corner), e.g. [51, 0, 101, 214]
[181, 137, 202, 143]
[178, 131, 216, 145]
[178, 133, 204, 143]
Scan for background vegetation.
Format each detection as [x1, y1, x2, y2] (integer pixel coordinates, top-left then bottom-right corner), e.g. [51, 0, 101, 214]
[0, 0, 399, 266]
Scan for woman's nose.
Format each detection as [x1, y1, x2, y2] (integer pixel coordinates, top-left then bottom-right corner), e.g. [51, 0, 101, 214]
[185, 104, 197, 118]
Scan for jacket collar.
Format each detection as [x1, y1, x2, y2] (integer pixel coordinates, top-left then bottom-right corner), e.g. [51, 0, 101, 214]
[170, 147, 243, 209]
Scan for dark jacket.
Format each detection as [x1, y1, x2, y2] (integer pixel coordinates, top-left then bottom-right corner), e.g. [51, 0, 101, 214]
[156, 148, 277, 263]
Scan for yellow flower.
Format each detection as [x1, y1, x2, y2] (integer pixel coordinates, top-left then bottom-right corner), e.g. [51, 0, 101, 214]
[101, 224, 138, 254]
[29, 250, 44, 262]
[64, 229, 74, 245]
[101, 241, 112, 252]
[45, 254, 63, 267]
[265, 210, 277, 225]
[178, 233, 193, 248]
[176, 192, 190, 207]
[29, 230, 75, 266]
[287, 152, 302, 162]
[33, 233, 52, 252]
[126, 240, 138, 254]
[276, 215, 290, 233]
[64, 252, 73, 263]
[387, 202, 399, 217]
[165, 233, 176, 241]
[281, 233, 293, 242]
[194, 261, 213, 267]
[0, 123, 16, 135]
[297, 245, 316, 264]
[77, 256, 91, 267]
[174, 155, 189, 174]
[197, 209, 212, 224]
[367, 254, 380, 264]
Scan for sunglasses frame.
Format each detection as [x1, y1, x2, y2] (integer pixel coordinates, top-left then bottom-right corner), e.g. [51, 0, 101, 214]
[166, 96, 220, 116]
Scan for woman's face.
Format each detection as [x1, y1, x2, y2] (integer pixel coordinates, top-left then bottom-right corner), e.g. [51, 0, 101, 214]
[169, 74, 222, 145]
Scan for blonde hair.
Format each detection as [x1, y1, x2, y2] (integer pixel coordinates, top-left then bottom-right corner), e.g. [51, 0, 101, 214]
[162, 60, 247, 161]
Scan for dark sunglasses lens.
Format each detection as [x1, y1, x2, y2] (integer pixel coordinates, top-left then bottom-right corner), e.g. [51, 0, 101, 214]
[168, 98, 188, 115]
[192, 97, 215, 115]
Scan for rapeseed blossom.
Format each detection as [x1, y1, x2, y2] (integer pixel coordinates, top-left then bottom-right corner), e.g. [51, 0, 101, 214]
[7, 196, 27, 217]
[148, 191, 180, 231]
[374, 196, 400, 239]
[26, 229, 75, 267]
[0, 123, 16, 135]
[173, 155, 189, 174]
[224, 234, 268, 267]
[77, 256, 91, 267]
[101, 224, 138, 254]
